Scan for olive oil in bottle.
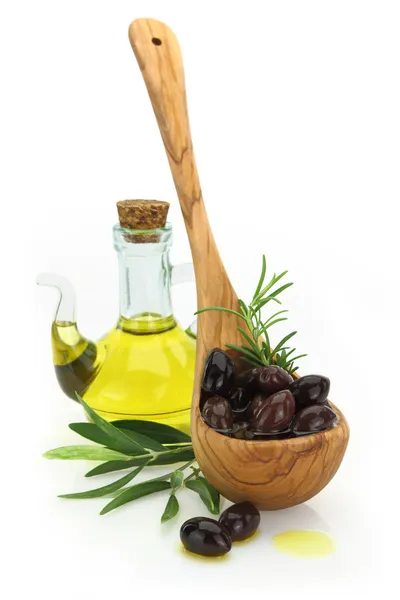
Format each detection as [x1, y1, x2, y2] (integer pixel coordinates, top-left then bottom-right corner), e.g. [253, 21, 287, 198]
[40, 201, 196, 434]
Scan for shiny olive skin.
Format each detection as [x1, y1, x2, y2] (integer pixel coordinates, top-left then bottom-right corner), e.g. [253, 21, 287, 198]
[289, 375, 330, 407]
[219, 501, 260, 542]
[228, 387, 248, 410]
[180, 517, 232, 557]
[255, 365, 293, 395]
[202, 396, 234, 431]
[234, 368, 259, 396]
[250, 390, 295, 433]
[230, 388, 251, 422]
[292, 404, 337, 435]
[202, 348, 235, 395]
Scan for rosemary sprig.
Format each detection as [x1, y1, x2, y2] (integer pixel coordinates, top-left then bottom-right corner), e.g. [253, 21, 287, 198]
[43, 397, 220, 522]
[196, 255, 307, 374]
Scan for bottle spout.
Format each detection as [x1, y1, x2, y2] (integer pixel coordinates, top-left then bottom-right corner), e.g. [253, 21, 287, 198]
[37, 273, 76, 323]
[37, 273, 100, 400]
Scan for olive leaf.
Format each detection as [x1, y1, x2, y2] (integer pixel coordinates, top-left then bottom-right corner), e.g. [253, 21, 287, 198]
[185, 478, 219, 515]
[69, 422, 165, 453]
[58, 462, 150, 499]
[43, 445, 130, 461]
[111, 419, 191, 444]
[100, 480, 171, 515]
[170, 470, 184, 491]
[77, 395, 148, 456]
[197, 476, 220, 514]
[161, 495, 180, 523]
[85, 447, 195, 477]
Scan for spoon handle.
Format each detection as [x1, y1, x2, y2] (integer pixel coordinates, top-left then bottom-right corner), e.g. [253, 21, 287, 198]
[128, 19, 231, 310]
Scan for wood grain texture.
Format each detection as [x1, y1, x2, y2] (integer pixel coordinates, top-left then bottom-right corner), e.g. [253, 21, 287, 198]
[129, 18, 350, 510]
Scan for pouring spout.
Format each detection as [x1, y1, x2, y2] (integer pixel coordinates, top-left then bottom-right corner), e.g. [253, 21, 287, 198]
[37, 273, 76, 324]
[37, 273, 100, 400]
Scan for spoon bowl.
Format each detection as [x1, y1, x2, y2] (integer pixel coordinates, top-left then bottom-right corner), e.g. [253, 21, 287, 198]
[129, 18, 349, 509]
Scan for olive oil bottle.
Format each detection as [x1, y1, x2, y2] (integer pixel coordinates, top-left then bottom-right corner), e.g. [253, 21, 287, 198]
[38, 201, 196, 434]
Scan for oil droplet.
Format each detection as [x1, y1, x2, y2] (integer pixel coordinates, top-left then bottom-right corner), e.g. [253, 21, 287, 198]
[178, 543, 230, 562]
[272, 530, 335, 558]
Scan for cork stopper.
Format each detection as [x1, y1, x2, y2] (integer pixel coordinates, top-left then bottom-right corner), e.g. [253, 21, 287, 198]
[117, 200, 170, 230]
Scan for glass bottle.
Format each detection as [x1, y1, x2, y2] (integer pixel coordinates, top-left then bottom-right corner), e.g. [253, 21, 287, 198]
[37, 222, 196, 434]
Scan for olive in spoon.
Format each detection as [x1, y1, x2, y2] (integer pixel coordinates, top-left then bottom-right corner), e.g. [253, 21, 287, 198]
[128, 19, 349, 509]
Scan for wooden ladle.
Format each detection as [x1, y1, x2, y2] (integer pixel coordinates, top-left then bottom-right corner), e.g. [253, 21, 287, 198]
[129, 18, 349, 509]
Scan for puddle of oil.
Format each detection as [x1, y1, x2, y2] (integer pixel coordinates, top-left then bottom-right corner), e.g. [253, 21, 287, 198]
[178, 543, 230, 562]
[272, 530, 335, 558]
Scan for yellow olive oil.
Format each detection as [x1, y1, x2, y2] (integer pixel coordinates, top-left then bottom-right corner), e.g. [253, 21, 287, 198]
[52, 314, 196, 434]
[272, 530, 335, 558]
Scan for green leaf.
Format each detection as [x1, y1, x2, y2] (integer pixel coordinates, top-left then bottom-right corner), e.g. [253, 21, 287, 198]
[85, 447, 195, 477]
[268, 282, 293, 299]
[252, 270, 289, 304]
[43, 445, 130, 461]
[58, 462, 149, 499]
[197, 477, 220, 514]
[77, 396, 148, 456]
[241, 356, 265, 367]
[161, 495, 180, 523]
[238, 299, 249, 315]
[263, 310, 289, 324]
[225, 344, 260, 361]
[271, 331, 297, 357]
[195, 307, 246, 321]
[100, 480, 171, 515]
[252, 254, 267, 300]
[170, 470, 184, 491]
[111, 420, 191, 444]
[287, 354, 307, 364]
[263, 317, 288, 330]
[68, 423, 115, 448]
[185, 478, 219, 514]
[237, 327, 262, 356]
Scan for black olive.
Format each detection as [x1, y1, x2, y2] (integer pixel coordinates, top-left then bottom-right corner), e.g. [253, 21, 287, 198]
[228, 387, 248, 410]
[202, 396, 234, 431]
[292, 404, 337, 435]
[219, 501, 260, 542]
[230, 421, 255, 439]
[250, 390, 295, 433]
[202, 348, 235, 395]
[254, 365, 293, 395]
[180, 517, 232, 557]
[234, 368, 259, 395]
[289, 375, 330, 407]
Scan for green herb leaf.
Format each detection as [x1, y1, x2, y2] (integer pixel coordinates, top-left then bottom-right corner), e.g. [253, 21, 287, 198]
[195, 306, 246, 321]
[68, 423, 116, 448]
[225, 344, 261, 361]
[58, 462, 149, 499]
[77, 396, 148, 456]
[170, 470, 184, 491]
[85, 447, 195, 477]
[100, 480, 171, 515]
[43, 445, 130, 461]
[197, 477, 220, 514]
[253, 254, 267, 300]
[271, 331, 297, 357]
[111, 419, 191, 444]
[185, 478, 219, 515]
[161, 495, 180, 523]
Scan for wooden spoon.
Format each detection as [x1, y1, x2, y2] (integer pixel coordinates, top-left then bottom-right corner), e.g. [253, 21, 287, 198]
[129, 18, 349, 509]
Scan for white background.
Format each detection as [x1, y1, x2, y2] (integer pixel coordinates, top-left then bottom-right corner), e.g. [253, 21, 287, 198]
[1, 1, 399, 598]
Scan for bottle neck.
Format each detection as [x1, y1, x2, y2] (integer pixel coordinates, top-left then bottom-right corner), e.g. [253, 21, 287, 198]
[114, 224, 176, 334]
